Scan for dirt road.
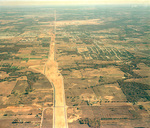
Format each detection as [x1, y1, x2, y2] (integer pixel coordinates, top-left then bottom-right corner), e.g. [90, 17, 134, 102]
[44, 33, 68, 128]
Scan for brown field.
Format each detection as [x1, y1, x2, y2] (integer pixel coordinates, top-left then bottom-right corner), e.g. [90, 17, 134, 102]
[0, 6, 150, 128]
[0, 81, 16, 96]
[42, 108, 53, 128]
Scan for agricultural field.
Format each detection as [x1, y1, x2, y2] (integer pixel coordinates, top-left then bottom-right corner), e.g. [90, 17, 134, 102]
[0, 5, 150, 128]
[0, 7, 53, 128]
[55, 5, 150, 128]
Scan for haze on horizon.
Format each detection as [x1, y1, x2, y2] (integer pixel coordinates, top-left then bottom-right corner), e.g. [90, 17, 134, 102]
[0, 0, 149, 6]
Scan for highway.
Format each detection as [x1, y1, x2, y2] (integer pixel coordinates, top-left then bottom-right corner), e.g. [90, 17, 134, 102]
[42, 11, 68, 128]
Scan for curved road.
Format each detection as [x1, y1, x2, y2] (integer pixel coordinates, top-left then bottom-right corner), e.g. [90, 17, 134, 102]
[43, 33, 68, 128]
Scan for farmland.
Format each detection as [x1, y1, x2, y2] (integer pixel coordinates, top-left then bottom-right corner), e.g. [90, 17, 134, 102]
[0, 5, 150, 128]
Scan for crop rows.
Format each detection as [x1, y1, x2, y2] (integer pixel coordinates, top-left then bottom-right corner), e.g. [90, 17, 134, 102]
[83, 46, 134, 61]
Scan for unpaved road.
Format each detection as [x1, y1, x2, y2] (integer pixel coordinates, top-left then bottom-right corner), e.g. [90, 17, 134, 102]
[44, 33, 68, 128]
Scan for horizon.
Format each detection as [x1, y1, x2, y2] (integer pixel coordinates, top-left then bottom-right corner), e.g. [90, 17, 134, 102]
[0, 0, 149, 6]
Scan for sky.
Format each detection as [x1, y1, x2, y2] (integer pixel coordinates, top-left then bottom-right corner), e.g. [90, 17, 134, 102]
[0, 0, 149, 6]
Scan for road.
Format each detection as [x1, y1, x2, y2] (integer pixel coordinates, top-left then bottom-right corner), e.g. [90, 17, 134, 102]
[44, 32, 68, 128]
[40, 11, 68, 128]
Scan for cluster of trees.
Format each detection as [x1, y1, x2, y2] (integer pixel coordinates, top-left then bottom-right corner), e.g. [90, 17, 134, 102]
[0, 47, 19, 54]
[12, 118, 23, 124]
[118, 80, 150, 103]
[62, 37, 70, 42]
[0, 54, 13, 61]
[120, 63, 142, 78]
[69, 63, 114, 71]
[80, 38, 93, 44]
[41, 43, 50, 47]
[101, 117, 128, 120]
[26, 71, 39, 82]
[12, 118, 31, 124]
[0, 44, 32, 54]
[0, 65, 19, 74]
[0, 77, 17, 82]
[0, 67, 40, 95]
[98, 76, 104, 83]
[78, 118, 100, 128]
